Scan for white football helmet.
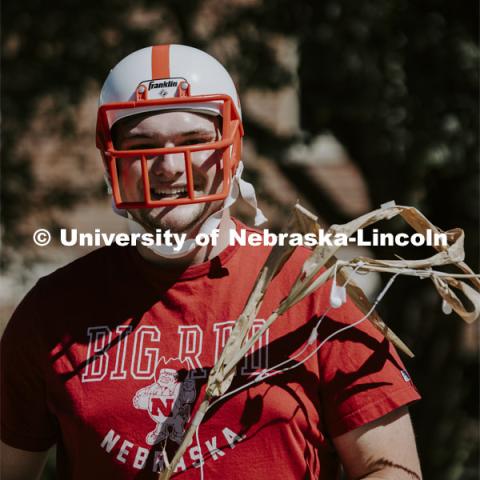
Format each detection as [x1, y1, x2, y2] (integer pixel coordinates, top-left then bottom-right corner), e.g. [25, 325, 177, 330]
[96, 44, 243, 209]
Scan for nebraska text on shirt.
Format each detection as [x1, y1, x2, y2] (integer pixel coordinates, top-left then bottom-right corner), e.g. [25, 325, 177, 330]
[100, 426, 245, 472]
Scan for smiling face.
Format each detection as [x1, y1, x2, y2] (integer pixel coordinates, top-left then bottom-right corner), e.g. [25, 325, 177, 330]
[113, 110, 224, 235]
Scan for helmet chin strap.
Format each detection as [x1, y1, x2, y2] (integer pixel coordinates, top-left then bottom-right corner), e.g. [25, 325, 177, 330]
[118, 161, 267, 259]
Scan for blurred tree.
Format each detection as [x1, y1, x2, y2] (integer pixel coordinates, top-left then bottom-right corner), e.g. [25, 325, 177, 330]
[295, 3, 479, 478]
[2, 0, 478, 479]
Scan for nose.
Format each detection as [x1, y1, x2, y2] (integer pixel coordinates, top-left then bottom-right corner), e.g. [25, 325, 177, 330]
[150, 148, 184, 180]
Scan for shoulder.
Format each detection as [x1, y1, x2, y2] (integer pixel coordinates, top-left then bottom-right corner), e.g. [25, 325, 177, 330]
[35, 245, 126, 294]
[3, 246, 126, 335]
[40, 245, 123, 280]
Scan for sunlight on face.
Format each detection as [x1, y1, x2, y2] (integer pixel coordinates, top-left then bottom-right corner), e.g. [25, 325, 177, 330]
[113, 111, 223, 234]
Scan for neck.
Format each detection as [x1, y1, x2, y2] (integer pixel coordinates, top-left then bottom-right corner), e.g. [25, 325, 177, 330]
[135, 211, 235, 268]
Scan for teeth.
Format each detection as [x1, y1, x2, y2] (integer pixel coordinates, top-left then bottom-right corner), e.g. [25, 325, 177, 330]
[150, 187, 193, 199]
[153, 188, 187, 195]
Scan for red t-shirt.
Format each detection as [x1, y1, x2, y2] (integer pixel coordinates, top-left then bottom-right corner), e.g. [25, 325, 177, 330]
[1, 222, 420, 479]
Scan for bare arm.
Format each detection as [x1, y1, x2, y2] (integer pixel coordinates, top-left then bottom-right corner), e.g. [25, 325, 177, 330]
[333, 407, 422, 480]
[0, 442, 49, 480]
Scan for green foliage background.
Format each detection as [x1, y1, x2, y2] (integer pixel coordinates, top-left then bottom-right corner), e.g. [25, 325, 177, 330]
[2, 0, 478, 478]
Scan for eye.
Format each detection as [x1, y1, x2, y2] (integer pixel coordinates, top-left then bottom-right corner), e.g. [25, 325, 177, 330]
[182, 139, 200, 146]
[127, 144, 156, 150]
[181, 137, 215, 146]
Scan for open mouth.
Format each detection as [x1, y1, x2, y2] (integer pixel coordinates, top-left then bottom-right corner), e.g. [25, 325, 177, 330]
[150, 186, 200, 200]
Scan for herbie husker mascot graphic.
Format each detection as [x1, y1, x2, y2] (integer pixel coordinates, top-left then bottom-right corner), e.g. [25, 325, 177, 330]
[133, 360, 197, 446]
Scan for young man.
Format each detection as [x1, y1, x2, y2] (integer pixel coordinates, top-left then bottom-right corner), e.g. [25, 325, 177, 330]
[1, 45, 422, 479]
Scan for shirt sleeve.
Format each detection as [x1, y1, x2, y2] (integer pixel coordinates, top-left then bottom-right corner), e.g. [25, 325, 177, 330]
[317, 294, 421, 438]
[1, 283, 58, 451]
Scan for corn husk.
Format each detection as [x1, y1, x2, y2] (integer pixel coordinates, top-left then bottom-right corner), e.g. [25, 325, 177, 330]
[158, 202, 479, 479]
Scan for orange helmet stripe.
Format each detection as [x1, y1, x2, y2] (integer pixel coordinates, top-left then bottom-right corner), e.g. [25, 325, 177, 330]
[151, 45, 170, 79]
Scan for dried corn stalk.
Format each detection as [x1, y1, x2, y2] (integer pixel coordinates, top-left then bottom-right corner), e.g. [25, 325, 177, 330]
[158, 202, 479, 479]
[159, 217, 298, 479]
